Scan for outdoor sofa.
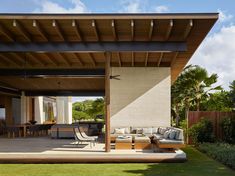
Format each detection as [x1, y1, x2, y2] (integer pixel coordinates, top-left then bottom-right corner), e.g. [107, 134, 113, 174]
[110, 126, 185, 149]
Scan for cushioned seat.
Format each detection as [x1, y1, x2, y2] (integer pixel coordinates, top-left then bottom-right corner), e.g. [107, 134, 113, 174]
[153, 133, 164, 140]
[116, 136, 132, 143]
[134, 136, 151, 143]
[158, 138, 184, 144]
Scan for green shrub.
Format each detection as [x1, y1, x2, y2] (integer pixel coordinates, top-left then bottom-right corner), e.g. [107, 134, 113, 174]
[220, 117, 235, 144]
[188, 118, 214, 144]
[198, 143, 235, 169]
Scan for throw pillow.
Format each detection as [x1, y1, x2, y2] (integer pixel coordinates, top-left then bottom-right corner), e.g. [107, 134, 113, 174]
[169, 130, 176, 139]
[152, 127, 159, 134]
[143, 127, 152, 134]
[114, 128, 125, 134]
[163, 130, 170, 138]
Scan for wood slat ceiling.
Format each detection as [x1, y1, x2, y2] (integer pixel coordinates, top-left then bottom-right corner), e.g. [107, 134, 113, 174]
[0, 13, 218, 86]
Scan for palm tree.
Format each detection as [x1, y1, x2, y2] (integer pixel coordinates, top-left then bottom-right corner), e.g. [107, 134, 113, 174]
[181, 65, 222, 111]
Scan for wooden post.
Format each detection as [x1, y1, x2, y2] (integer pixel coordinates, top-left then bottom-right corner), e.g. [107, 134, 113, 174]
[105, 52, 111, 152]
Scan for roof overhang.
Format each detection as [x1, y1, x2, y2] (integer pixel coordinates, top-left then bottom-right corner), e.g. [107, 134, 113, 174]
[0, 13, 218, 93]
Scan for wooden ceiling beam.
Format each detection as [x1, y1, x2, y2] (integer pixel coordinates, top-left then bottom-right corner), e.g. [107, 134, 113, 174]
[183, 19, 193, 40]
[33, 20, 49, 41]
[0, 23, 14, 41]
[111, 20, 117, 41]
[92, 20, 99, 41]
[157, 52, 163, 67]
[13, 19, 32, 42]
[0, 54, 12, 66]
[58, 53, 71, 66]
[27, 53, 45, 66]
[131, 20, 134, 41]
[43, 53, 58, 66]
[145, 52, 149, 67]
[0, 53, 21, 66]
[89, 53, 96, 66]
[170, 52, 179, 66]
[73, 53, 84, 66]
[10, 53, 34, 66]
[117, 52, 122, 67]
[52, 20, 66, 41]
[131, 52, 134, 66]
[148, 20, 154, 40]
[165, 19, 173, 40]
[72, 20, 83, 41]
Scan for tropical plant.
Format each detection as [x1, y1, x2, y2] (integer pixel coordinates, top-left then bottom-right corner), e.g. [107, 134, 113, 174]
[188, 118, 214, 144]
[229, 80, 235, 110]
[220, 116, 235, 144]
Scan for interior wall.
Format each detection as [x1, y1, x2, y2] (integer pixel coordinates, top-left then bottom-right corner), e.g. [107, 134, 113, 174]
[110, 67, 171, 129]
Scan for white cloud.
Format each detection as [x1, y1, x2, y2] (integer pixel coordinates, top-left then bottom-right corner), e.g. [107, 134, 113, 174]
[189, 25, 235, 90]
[119, 0, 144, 13]
[154, 5, 169, 13]
[34, 0, 88, 13]
[218, 9, 233, 23]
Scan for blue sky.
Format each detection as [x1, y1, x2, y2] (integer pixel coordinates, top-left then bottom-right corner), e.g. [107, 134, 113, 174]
[0, 0, 235, 102]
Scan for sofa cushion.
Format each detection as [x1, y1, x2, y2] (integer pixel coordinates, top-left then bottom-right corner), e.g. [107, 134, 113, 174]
[163, 130, 170, 138]
[152, 127, 159, 134]
[153, 133, 164, 140]
[142, 127, 152, 134]
[114, 128, 125, 134]
[159, 127, 168, 135]
[158, 138, 184, 144]
[168, 130, 177, 139]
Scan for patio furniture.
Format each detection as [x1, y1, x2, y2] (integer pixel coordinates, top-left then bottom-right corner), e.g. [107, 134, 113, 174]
[73, 127, 96, 148]
[153, 127, 185, 149]
[6, 126, 21, 138]
[115, 136, 132, 150]
[134, 136, 151, 150]
[51, 124, 77, 139]
[80, 130, 98, 142]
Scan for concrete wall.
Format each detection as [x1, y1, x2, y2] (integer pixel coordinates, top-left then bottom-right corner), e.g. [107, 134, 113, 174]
[110, 67, 171, 129]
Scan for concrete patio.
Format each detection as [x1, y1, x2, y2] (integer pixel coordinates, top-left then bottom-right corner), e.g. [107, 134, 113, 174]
[0, 137, 186, 163]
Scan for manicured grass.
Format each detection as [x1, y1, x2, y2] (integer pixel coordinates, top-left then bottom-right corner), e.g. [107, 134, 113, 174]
[0, 147, 234, 176]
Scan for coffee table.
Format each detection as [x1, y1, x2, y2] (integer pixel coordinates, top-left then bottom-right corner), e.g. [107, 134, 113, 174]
[134, 136, 151, 150]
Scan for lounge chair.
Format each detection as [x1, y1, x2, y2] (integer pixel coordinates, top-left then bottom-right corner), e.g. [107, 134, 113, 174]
[73, 127, 95, 148]
[80, 130, 98, 142]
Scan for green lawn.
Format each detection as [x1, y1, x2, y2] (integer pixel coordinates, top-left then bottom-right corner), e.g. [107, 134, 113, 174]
[0, 147, 234, 176]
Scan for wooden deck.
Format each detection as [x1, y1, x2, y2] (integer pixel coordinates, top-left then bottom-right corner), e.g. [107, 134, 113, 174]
[0, 137, 186, 163]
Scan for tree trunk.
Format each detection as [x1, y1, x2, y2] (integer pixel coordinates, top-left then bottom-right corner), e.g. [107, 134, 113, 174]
[175, 105, 180, 127]
[196, 98, 200, 111]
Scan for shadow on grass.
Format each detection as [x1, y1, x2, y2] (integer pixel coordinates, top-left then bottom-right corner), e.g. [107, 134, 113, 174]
[123, 147, 235, 176]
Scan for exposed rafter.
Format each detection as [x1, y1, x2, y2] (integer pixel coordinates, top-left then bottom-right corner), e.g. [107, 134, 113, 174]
[73, 53, 84, 66]
[43, 53, 59, 66]
[148, 20, 154, 40]
[27, 53, 45, 66]
[183, 19, 193, 40]
[10, 53, 30, 66]
[58, 53, 71, 66]
[33, 20, 48, 41]
[92, 20, 99, 41]
[0, 54, 10, 66]
[157, 52, 164, 67]
[13, 19, 32, 41]
[0, 23, 14, 41]
[117, 52, 122, 67]
[89, 53, 96, 66]
[131, 20, 134, 40]
[165, 19, 173, 40]
[170, 52, 179, 66]
[52, 20, 66, 41]
[72, 20, 83, 41]
[131, 52, 134, 66]
[111, 20, 117, 41]
[145, 52, 149, 66]
[0, 53, 20, 66]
